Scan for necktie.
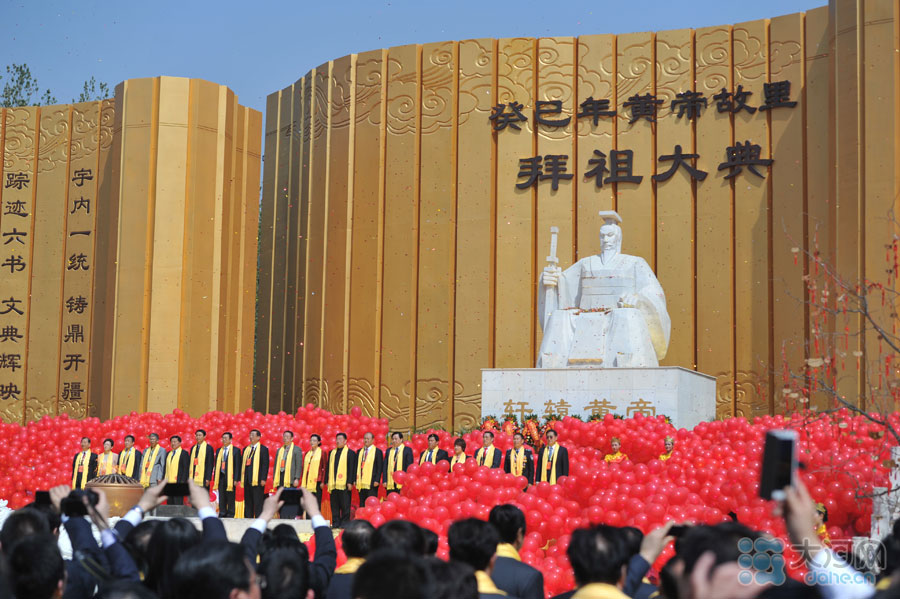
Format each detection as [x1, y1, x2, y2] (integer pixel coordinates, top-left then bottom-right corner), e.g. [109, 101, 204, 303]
[222, 447, 228, 470]
[547, 446, 554, 470]
[427, 450, 432, 462]
[480, 449, 486, 466]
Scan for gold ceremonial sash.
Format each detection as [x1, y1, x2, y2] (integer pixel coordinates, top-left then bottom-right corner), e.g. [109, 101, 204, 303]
[302, 447, 321, 491]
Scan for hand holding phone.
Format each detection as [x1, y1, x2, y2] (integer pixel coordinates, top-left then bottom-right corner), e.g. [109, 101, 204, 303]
[162, 482, 189, 498]
[759, 429, 798, 501]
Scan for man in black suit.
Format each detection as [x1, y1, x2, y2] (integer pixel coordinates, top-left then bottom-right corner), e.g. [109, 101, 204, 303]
[189, 429, 216, 490]
[241, 428, 269, 518]
[418, 433, 449, 466]
[326, 432, 357, 528]
[214, 431, 242, 517]
[356, 432, 383, 507]
[503, 432, 534, 485]
[382, 431, 414, 495]
[117, 435, 142, 479]
[489, 504, 544, 599]
[71, 437, 98, 490]
[535, 428, 569, 485]
[448, 518, 520, 599]
[475, 431, 503, 469]
[165, 435, 190, 505]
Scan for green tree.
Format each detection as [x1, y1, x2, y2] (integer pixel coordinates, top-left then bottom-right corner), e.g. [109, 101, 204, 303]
[75, 76, 109, 103]
[0, 63, 56, 107]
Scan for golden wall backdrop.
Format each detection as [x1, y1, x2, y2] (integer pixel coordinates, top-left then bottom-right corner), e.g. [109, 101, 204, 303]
[256, 0, 899, 431]
[0, 76, 262, 424]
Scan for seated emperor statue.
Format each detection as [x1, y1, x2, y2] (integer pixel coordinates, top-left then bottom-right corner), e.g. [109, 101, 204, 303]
[537, 211, 670, 368]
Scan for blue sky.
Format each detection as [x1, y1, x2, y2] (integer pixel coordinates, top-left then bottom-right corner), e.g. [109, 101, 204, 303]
[2, 0, 821, 115]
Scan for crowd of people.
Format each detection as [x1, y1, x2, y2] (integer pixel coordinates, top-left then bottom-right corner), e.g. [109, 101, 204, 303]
[0, 472, 892, 599]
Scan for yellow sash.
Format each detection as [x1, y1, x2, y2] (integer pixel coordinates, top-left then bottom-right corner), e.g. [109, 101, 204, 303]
[450, 452, 467, 471]
[540, 443, 561, 484]
[386, 444, 406, 490]
[274, 444, 296, 488]
[335, 557, 365, 575]
[302, 447, 322, 491]
[119, 449, 137, 477]
[141, 445, 160, 486]
[356, 446, 376, 490]
[72, 451, 90, 489]
[328, 447, 350, 490]
[419, 448, 439, 465]
[571, 583, 631, 599]
[496, 543, 521, 561]
[190, 441, 209, 485]
[509, 447, 526, 477]
[99, 452, 117, 476]
[475, 571, 507, 596]
[213, 445, 235, 491]
[604, 451, 627, 463]
[167, 448, 183, 483]
[659, 451, 672, 461]
[244, 444, 262, 487]
[476, 445, 496, 467]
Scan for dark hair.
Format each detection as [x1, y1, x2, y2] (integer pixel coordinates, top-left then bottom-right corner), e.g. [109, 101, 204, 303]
[222, 431, 233, 440]
[145, 517, 202, 597]
[675, 523, 761, 577]
[250, 429, 261, 437]
[7, 533, 65, 599]
[172, 541, 251, 599]
[427, 433, 439, 443]
[82, 436, 91, 443]
[258, 526, 307, 564]
[448, 518, 499, 571]
[352, 550, 431, 599]
[567, 525, 629, 586]
[423, 528, 439, 556]
[343, 520, 376, 558]
[310, 434, 321, 443]
[283, 430, 294, 438]
[25, 501, 61, 536]
[364, 431, 374, 438]
[336, 432, 347, 441]
[546, 428, 558, 437]
[124, 435, 135, 443]
[170, 435, 181, 443]
[195, 429, 206, 436]
[1, 508, 50, 554]
[489, 504, 527, 545]
[454, 438, 467, 451]
[149, 433, 159, 440]
[483, 431, 495, 439]
[122, 520, 159, 579]
[513, 432, 524, 440]
[259, 547, 310, 599]
[372, 520, 427, 555]
[391, 431, 404, 440]
[104, 438, 115, 448]
[426, 557, 478, 599]
[620, 526, 643, 556]
[99, 579, 159, 599]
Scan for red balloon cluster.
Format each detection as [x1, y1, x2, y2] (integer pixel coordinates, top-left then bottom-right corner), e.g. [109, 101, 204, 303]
[2, 406, 894, 597]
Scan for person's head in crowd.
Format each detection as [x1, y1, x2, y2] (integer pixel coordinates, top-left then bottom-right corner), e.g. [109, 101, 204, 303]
[259, 526, 308, 564]
[172, 541, 259, 599]
[482, 431, 495, 448]
[7, 533, 65, 599]
[124, 434, 136, 451]
[343, 520, 376, 559]
[352, 550, 432, 599]
[372, 520, 427, 555]
[123, 520, 159, 578]
[674, 522, 761, 579]
[513, 432, 525, 450]
[390, 432, 404, 448]
[148, 433, 159, 448]
[448, 517, 499, 573]
[310, 434, 321, 449]
[489, 504, 527, 549]
[250, 429, 261, 445]
[546, 429, 559, 445]
[363, 432, 375, 447]
[567, 525, 629, 588]
[170, 435, 182, 450]
[104, 438, 115, 453]
[222, 431, 233, 447]
[453, 438, 466, 456]
[145, 517, 202, 598]
[427, 433, 439, 451]
[0, 507, 51, 554]
[195, 429, 207, 444]
[81, 437, 91, 451]
[423, 528, 439, 556]
[878, 530, 900, 583]
[259, 547, 312, 599]
[620, 526, 643, 557]
[99, 579, 159, 599]
[611, 437, 621, 454]
[283, 431, 294, 447]
[425, 557, 478, 599]
[0, 553, 12, 599]
[336, 432, 348, 449]
[26, 500, 62, 537]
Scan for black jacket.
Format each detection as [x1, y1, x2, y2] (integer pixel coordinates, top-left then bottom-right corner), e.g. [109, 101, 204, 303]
[535, 445, 569, 482]
[189, 442, 216, 486]
[418, 448, 450, 465]
[166, 447, 191, 482]
[118, 447, 142, 479]
[243, 444, 270, 487]
[503, 448, 535, 483]
[356, 445, 383, 488]
[72, 451, 98, 482]
[492, 555, 544, 599]
[215, 444, 243, 486]
[382, 445, 414, 484]
[475, 445, 503, 468]
[326, 447, 358, 488]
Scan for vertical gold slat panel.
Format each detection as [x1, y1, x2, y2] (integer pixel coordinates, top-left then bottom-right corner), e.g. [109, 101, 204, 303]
[145, 77, 189, 415]
[111, 79, 156, 415]
[280, 81, 303, 414]
[732, 20, 770, 417]
[416, 41, 455, 428]
[695, 25, 735, 418]
[267, 85, 293, 411]
[304, 65, 330, 407]
[769, 14, 805, 413]
[862, 0, 897, 407]
[834, 0, 863, 405]
[655, 29, 695, 370]
[323, 56, 354, 415]
[222, 97, 241, 414]
[254, 92, 279, 412]
[495, 38, 535, 368]
[804, 7, 834, 411]
[26, 105, 70, 421]
[615, 32, 655, 267]
[60, 102, 101, 419]
[89, 98, 119, 420]
[453, 38, 493, 431]
[380, 45, 418, 428]
[238, 108, 262, 411]
[294, 74, 313, 404]
[576, 35, 616, 258]
[348, 50, 385, 418]
[536, 37, 575, 354]
[0, 107, 37, 423]
[179, 79, 223, 416]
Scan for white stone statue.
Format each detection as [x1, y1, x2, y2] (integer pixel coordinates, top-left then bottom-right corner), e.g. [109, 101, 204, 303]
[537, 211, 671, 368]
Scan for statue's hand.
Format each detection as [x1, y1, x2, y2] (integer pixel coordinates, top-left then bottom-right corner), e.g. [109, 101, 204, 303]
[541, 266, 561, 288]
[618, 293, 640, 308]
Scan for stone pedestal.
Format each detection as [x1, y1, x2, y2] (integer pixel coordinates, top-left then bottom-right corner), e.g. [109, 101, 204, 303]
[482, 366, 715, 429]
